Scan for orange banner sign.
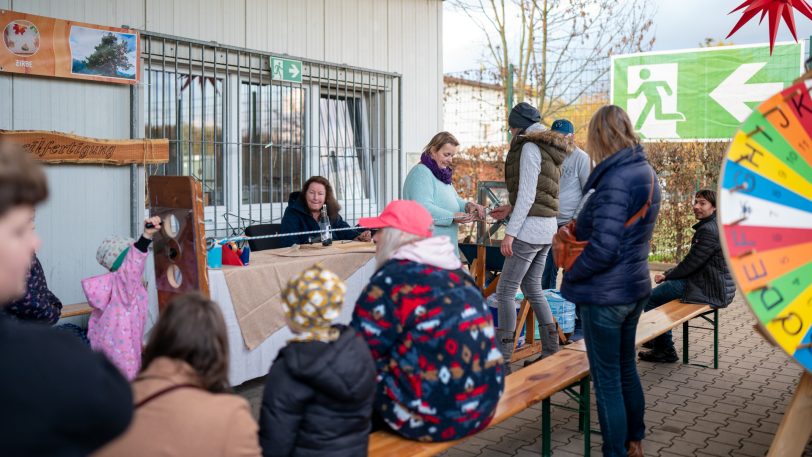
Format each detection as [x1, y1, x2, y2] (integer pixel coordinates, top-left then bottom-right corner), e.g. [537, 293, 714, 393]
[0, 130, 168, 165]
[0, 10, 139, 84]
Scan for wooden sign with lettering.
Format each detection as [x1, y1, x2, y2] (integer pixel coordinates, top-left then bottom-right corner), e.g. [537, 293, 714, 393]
[0, 130, 168, 165]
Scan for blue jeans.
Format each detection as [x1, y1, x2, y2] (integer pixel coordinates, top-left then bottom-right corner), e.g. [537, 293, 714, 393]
[580, 301, 647, 457]
[541, 245, 558, 290]
[644, 279, 686, 350]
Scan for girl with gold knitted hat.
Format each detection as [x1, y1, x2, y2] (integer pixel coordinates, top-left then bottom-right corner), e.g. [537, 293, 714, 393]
[259, 264, 376, 457]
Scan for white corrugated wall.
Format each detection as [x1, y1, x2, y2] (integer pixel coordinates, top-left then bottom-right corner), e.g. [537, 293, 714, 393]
[0, 0, 443, 306]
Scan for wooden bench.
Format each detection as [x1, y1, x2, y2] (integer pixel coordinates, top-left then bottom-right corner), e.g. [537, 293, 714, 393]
[60, 303, 92, 318]
[566, 299, 719, 368]
[368, 349, 592, 457]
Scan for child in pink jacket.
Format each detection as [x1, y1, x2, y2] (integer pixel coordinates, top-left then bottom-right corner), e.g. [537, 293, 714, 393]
[82, 217, 161, 380]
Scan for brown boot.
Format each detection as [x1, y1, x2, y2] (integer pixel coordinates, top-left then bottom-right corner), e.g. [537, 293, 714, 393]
[627, 440, 643, 457]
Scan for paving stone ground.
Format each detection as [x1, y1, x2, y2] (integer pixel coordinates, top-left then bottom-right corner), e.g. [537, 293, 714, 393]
[236, 270, 812, 456]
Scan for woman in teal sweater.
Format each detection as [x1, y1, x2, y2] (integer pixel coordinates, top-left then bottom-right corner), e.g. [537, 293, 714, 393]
[402, 132, 485, 254]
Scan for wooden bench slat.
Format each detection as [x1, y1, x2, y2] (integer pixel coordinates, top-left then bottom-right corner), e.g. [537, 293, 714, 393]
[635, 301, 710, 345]
[491, 350, 589, 425]
[60, 303, 93, 318]
[565, 300, 711, 353]
[368, 350, 590, 457]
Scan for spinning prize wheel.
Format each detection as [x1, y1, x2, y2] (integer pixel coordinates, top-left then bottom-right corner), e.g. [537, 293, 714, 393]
[719, 75, 812, 374]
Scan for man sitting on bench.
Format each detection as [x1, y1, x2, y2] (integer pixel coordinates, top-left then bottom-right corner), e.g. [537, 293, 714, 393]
[639, 189, 735, 363]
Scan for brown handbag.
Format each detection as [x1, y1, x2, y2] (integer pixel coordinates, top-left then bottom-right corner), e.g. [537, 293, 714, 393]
[553, 170, 655, 271]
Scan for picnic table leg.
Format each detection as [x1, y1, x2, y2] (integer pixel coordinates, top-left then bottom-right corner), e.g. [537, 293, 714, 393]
[542, 397, 552, 457]
[712, 309, 719, 369]
[683, 320, 690, 365]
[513, 300, 531, 352]
[581, 375, 591, 457]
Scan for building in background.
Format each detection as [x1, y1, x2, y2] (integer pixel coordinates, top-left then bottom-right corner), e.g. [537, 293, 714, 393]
[0, 0, 443, 307]
[442, 75, 506, 148]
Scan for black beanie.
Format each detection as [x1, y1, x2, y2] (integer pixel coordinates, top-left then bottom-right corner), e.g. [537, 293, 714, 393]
[508, 102, 541, 129]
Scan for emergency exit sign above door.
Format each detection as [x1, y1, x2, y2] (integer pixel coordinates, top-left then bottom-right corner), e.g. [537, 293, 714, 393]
[271, 57, 302, 84]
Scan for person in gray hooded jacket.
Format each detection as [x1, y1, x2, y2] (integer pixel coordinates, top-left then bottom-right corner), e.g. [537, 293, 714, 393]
[490, 103, 573, 370]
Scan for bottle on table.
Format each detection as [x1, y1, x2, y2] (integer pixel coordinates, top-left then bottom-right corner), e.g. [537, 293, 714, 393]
[319, 204, 332, 246]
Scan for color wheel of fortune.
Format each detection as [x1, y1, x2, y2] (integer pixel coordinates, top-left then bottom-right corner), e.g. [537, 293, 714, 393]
[719, 74, 812, 373]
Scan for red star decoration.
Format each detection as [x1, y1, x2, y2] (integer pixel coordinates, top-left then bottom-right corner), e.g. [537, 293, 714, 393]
[727, 0, 812, 54]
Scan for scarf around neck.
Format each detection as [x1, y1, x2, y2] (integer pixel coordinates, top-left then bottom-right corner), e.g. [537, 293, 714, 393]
[420, 152, 453, 185]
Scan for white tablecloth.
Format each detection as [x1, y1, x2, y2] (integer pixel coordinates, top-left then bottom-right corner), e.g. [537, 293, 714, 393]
[145, 256, 376, 386]
[210, 258, 376, 386]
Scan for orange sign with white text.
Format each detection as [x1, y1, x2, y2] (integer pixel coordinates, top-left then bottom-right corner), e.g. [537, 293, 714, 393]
[0, 9, 139, 84]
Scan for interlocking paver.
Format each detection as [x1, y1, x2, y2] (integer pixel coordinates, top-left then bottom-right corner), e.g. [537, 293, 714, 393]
[646, 428, 687, 446]
[667, 438, 706, 456]
[442, 448, 478, 457]
[719, 420, 755, 438]
[701, 440, 739, 456]
[707, 401, 740, 416]
[649, 400, 682, 415]
[484, 437, 533, 454]
[685, 419, 725, 435]
[726, 411, 763, 426]
[712, 430, 750, 448]
[691, 411, 733, 426]
[733, 441, 771, 457]
[744, 430, 775, 447]
[478, 447, 513, 457]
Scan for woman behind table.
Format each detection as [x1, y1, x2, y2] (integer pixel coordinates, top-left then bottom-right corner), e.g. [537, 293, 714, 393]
[402, 132, 485, 253]
[351, 200, 503, 442]
[0, 144, 133, 456]
[279, 176, 371, 247]
[560, 105, 661, 457]
[94, 292, 261, 457]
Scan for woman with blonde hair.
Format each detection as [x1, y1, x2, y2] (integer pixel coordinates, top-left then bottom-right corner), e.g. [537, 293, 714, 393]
[560, 105, 661, 457]
[402, 131, 485, 253]
[352, 200, 503, 442]
[94, 293, 261, 457]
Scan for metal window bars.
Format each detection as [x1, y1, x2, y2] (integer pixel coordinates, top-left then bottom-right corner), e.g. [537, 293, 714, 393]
[140, 32, 402, 238]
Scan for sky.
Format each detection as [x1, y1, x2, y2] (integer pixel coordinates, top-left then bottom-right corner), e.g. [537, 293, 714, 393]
[443, 0, 808, 73]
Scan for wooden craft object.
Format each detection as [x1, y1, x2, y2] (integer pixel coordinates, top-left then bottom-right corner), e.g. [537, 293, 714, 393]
[148, 176, 209, 311]
[511, 301, 542, 363]
[0, 130, 168, 165]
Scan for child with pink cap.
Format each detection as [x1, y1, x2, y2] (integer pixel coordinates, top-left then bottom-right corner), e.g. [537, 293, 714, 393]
[83, 216, 162, 380]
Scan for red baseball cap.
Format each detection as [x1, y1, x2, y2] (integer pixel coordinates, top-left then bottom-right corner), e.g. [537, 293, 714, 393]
[358, 200, 433, 238]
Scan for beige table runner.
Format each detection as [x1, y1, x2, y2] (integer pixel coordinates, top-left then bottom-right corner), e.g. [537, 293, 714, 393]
[222, 242, 376, 350]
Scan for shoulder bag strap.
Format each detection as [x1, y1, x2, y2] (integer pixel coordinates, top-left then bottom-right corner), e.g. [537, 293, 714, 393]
[623, 169, 656, 228]
[134, 383, 201, 409]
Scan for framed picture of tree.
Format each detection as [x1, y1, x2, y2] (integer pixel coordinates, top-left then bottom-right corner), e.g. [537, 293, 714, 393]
[69, 26, 137, 82]
[0, 9, 139, 85]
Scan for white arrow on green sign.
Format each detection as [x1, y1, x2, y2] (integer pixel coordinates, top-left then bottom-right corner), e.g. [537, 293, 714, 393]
[271, 57, 302, 84]
[611, 43, 803, 141]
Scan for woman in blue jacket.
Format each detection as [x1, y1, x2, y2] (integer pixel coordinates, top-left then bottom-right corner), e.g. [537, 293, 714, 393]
[560, 105, 661, 457]
[279, 176, 371, 248]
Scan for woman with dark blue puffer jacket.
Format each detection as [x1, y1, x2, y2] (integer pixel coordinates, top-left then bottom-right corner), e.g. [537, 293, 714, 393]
[561, 105, 661, 457]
